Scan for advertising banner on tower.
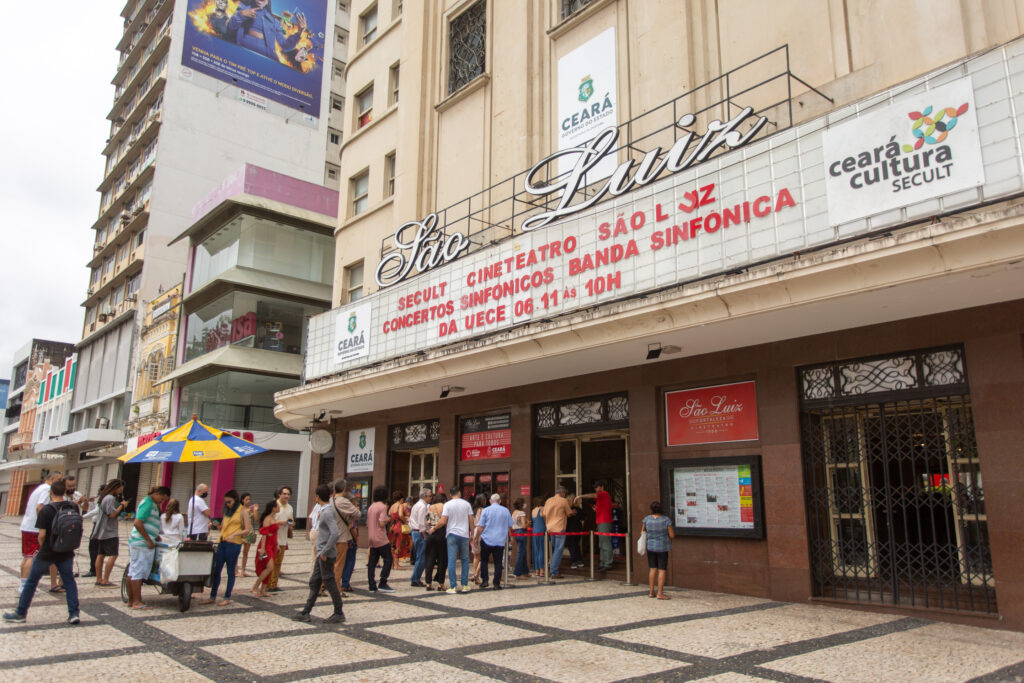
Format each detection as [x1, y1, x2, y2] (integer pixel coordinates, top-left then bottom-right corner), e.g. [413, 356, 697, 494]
[181, 0, 328, 116]
[557, 28, 618, 180]
[823, 77, 984, 225]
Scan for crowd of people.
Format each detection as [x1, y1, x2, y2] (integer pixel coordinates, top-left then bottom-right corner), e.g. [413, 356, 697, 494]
[3, 472, 677, 625]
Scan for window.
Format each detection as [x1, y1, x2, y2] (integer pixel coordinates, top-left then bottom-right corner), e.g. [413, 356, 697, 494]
[104, 256, 115, 275]
[329, 129, 341, 144]
[91, 268, 101, 286]
[351, 171, 369, 215]
[333, 61, 344, 78]
[336, 30, 347, 48]
[117, 244, 129, 263]
[360, 4, 378, 45]
[388, 62, 400, 106]
[356, 86, 373, 128]
[86, 307, 96, 324]
[338, 0, 348, 10]
[385, 151, 396, 197]
[394, 0, 403, 18]
[97, 224, 107, 244]
[345, 261, 364, 302]
[126, 273, 141, 296]
[325, 164, 339, 183]
[134, 229, 145, 249]
[448, 0, 486, 95]
[112, 286, 124, 307]
[332, 96, 345, 112]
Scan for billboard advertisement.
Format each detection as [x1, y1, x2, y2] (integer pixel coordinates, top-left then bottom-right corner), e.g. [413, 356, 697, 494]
[182, 0, 329, 116]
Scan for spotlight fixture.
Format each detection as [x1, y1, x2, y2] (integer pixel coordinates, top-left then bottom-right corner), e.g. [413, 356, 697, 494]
[439, 385, 465, 398]
[646, 343, 681, 360]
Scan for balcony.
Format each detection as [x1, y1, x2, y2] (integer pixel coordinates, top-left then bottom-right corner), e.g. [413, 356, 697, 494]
[9, 432, 33, 452]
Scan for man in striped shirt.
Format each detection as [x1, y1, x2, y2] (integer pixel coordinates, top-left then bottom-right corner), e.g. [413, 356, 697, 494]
[127, 486, 170, 610]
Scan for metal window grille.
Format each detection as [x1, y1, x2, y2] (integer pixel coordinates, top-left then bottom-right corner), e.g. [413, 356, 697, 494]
[534, 392, 629, 435]
[390, 419, 440, 449]
[560, 0, 593, 20]
[799, 346, 994, 614]
[448, 0, 486, 95]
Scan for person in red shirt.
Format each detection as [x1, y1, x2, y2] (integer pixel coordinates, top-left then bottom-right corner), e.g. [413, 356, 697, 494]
[578, 480, 614, 571]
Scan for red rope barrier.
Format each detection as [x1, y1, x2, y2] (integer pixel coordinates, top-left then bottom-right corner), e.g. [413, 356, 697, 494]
[593, 532, 628, 537]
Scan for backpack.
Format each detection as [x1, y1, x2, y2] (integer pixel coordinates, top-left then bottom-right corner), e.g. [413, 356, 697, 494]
[49, 502, 84, 553]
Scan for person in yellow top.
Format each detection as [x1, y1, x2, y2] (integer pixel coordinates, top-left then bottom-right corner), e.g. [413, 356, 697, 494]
[201, 489, 251, 606]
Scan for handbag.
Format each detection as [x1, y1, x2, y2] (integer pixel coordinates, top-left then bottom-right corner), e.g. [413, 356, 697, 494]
[637, 526, 648, 556]
[401, 523, 411, 534]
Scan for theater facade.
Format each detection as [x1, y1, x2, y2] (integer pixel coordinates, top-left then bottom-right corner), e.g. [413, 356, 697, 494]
[277, 9, 1024, 630]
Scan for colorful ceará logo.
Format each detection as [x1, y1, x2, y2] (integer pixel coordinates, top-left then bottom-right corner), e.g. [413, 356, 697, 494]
[347, 312, 357, 333]
[578, 75, 594, 103]
[902, 103, 969, 152]
[359, 432, 366, 449]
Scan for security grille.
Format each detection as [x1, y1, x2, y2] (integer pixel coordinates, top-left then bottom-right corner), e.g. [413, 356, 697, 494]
[448, 0, 486, 95]
[534, 392, 629, 436]
[799, 346, 994, 613]
[390, 419, 440, 449]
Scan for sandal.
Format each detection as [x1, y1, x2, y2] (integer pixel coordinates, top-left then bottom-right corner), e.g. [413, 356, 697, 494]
[49, 586, 66, 593]
[95, 582, 116, 587]
[656, 594, 670, 600]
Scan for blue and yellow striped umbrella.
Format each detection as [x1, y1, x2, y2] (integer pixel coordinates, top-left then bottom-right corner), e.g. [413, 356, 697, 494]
[118, 415, 267, 463]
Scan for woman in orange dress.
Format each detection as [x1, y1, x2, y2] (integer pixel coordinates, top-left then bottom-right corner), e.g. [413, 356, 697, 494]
[251, 500, 280, 597]
[388, 491, 412, 568]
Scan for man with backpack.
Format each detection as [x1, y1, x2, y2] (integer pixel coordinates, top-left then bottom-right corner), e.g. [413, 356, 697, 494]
[4, 478, 82, 624]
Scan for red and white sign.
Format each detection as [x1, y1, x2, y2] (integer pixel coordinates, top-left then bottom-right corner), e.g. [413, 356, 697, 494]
[665, 381, 759, 446]
[460, 414, 512, 461]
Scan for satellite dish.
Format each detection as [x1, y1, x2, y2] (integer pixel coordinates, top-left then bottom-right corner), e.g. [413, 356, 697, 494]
[310, 429, 333, 454]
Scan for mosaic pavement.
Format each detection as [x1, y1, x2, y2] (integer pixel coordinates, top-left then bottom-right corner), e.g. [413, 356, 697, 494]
[1, 519, 1023, 682]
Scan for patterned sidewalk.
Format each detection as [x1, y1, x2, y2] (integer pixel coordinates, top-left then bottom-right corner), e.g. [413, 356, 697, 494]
[1, 519, 1023, 682]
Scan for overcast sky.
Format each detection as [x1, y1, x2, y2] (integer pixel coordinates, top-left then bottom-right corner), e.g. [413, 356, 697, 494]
[0, 4, 124, 376]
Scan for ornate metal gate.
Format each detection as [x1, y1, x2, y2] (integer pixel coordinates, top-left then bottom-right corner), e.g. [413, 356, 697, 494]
[799, 346, 994, 613]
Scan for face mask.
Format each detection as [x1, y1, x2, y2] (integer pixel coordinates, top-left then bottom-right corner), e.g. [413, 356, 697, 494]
[200, 492, 208, 498]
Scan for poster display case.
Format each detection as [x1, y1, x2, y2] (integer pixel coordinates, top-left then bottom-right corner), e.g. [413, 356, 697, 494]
[660, 456, 765, 539]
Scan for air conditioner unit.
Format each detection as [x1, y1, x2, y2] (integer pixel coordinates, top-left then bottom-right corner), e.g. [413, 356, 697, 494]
[102, 307, 116, 317]
[125, 294, 138, 303]
[95, 417, 110, 429]
[93, 244, 103, 254]
[87, 286, 96, 295]
[98, 314, 109, 323]
[120, 212, 132, 223]
[132, 205, 144, 216]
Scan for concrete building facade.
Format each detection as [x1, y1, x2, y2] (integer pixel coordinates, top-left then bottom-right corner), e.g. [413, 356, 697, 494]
[277, 2, 1024, 630]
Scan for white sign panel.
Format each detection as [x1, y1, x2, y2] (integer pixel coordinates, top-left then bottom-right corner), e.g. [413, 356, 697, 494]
[557, 28, 617, 180]
[346, 427, 375, 474]
[334, 302, 372, 363]
[823, 78, 984, 225]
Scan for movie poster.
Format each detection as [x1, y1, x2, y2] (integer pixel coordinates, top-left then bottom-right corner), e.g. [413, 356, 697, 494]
[181, 0, 328, 116]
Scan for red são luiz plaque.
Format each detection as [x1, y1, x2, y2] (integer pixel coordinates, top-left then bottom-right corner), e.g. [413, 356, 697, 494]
[665, 381, 759, 446]
[460, 413, 512, 460]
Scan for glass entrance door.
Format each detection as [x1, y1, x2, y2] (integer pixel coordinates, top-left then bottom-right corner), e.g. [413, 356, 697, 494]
[555, 438, 581, 498]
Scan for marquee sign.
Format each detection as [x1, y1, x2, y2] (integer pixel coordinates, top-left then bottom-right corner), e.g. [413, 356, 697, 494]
[665, 381, 759, 446]
[304, 68, 1013, 382]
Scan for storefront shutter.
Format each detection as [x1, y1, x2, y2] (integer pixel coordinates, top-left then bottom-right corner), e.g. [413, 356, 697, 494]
[170, 461, 214, 510]
[233, 451, 300, 513]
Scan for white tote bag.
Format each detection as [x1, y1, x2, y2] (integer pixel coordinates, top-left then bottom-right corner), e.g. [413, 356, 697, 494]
[637, 526, 647, 556]
[159, 547, 180, 582]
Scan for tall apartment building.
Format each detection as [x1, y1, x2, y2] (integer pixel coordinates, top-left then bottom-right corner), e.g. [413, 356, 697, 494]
[39, 0, 350, 490]
[277, 2, 1024, 629]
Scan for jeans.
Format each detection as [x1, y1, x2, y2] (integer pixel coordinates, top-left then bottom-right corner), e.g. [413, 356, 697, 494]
[479, 542, 504, 586]
[513, 536, 529, 576]
[17, 556, 78, 618]
[549, 534, 566, 576]
[367, 544, 393, 589]
[446, 534, 470, 588]
[302, 555, 343, 616]
[597, 522, 614, 567]
[209, 542, 241, 600]
[567, 533, 583, 565]
[531, 527, 545, 571]
[410, 531, 426, 583]
[341, 540, 357, 588]
[424, 529, 447, 586]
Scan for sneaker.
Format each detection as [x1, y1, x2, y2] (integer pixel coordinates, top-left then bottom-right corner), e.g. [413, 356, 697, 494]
[2, 611, 25, 623]
[446, 586, 458, 594]
[291, 612, 312, 622]
[410, 581, 426, 587]
[324, 613, 346, 624]
[461, 584, 472, 592]
[67, 615, 80, 625]
[377, 584, 396, 593]
[368, 587, 378, 593]
[480, 581, 489, 589]
[493, 584, 503, 591]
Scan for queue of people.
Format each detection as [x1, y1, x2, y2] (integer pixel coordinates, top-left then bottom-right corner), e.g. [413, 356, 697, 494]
[3, 472, 676, 625]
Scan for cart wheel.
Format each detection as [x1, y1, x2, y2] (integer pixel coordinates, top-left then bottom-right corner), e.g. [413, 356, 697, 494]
[178, 582, 193, 612]
[120, 566, 130, 604]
